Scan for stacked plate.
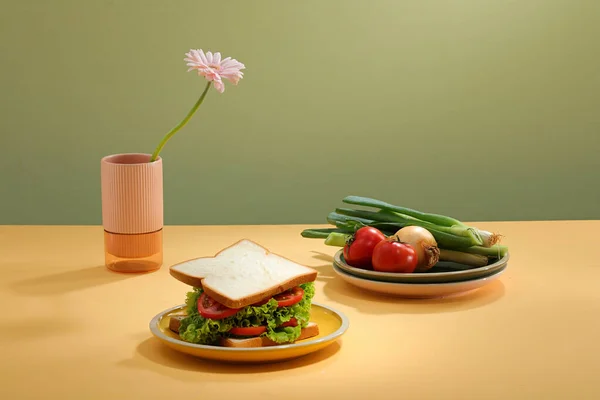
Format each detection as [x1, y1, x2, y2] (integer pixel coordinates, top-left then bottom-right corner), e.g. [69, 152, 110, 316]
[332, 250, 509, 298]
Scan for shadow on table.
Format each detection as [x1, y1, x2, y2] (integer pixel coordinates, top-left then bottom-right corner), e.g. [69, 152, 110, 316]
[0, 317, 81, 342]
[310, 251, 339, 281]
[119, 336, 341, 380]
[310, 252, 506, 314]
[9, 265, 138, 297]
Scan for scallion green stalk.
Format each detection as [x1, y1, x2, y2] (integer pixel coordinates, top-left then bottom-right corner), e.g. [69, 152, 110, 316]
[300, 228, 345, 239]
[342, 195, 464, 227]
[439, 249, 489, 267]
[335, 208, 482, 246]
[456, 244, 508, 258]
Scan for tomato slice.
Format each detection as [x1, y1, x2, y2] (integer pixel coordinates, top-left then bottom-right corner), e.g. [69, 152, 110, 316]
[197, 292, 241, 320]
[279, 317, 298, 327]
[273, 286, 304, 307]
[252, 297, 271, 306]
[229, 325, 267, 336]
[229, 318, 299, 336]
[251, 286, 305, 308]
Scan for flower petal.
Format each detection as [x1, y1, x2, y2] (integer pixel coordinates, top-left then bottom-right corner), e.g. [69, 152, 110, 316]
[212, 78, 225, 93]
[198, 49, 208, 65]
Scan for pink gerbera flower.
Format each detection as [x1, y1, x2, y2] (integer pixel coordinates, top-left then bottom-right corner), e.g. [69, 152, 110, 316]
[148, 48, 246, 162]
[184, 49, 245, 93]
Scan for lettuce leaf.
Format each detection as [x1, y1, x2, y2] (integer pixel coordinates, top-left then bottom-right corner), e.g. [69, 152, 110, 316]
[178, 282, 315, 345]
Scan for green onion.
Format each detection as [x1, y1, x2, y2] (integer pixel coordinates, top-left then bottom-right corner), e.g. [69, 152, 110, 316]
[341, 195, 504, 247]
[335, 208, 483, 247]
[342, 195, 464, 227]
[300, 228, 345, 239]
[439, 249, 489, 267]
[327, 211, 374, 227]
[457, 245, 508, 258]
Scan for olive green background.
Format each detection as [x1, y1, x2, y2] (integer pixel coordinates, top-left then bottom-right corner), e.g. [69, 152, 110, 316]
[1, 0, 599, 225]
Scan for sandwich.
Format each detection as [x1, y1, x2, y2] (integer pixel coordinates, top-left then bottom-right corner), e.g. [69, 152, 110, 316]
[168, 239, 319, 348]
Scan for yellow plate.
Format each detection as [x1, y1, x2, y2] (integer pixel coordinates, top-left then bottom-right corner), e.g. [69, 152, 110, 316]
[149, 302, 349, 363]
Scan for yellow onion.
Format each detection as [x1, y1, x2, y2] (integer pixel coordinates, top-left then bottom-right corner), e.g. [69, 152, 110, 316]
[394, 226, 440, 272]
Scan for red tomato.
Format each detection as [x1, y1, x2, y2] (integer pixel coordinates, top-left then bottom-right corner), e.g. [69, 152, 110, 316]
[252, 297, 271, 306]
[229, 317, 298, 336]
[343, 227, 386, 269]
[253, 286, 305, 307]
[229, 325, 267, 336]
[197, 293, 241, 320]
[273, 286, 304, 307]
[280, 317, 298, 327]
[372, 238, 418, 273]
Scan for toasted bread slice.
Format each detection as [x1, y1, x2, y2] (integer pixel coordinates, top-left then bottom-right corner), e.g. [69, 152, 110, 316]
[168, 313, 187, 332]
[168, 314, 319, 348]
[169, 239, 318, 309]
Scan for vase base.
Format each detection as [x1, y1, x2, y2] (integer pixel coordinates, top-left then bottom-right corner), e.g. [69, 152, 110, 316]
[104, 229, 163, 273]
[105, 257, 162, 273]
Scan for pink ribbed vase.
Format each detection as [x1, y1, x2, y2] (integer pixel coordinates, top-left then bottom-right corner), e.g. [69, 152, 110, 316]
[100, 153, 163, 273]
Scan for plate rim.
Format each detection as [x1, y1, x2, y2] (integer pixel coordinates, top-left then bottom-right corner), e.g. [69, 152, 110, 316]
[334, 249, 510, 282]
[332, 261, 507, 287]
[149, 301, 349, 353]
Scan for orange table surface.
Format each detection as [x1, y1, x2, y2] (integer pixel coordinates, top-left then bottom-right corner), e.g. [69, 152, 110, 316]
[1, 222, 599, 399]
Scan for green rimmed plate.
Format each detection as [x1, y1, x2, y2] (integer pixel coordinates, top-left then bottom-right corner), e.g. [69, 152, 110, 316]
[333, 250, 509, 284]
[332, 261, 506, 298]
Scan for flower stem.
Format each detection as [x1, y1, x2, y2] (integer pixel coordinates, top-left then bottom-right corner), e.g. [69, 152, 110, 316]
[150, 81, 212, 162]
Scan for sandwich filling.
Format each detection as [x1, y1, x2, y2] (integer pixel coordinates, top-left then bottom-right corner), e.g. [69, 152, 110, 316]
[178, 282, 315, 345]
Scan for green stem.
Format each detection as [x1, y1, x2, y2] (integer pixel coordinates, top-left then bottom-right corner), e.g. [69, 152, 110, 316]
[300, 228, 346, 239]
[149, 81, 212, 162]
[456, 245, 509, 258]
[342, 195, 464, 227]
[335, 207, 482, 245]
[439, 249, 489, 267]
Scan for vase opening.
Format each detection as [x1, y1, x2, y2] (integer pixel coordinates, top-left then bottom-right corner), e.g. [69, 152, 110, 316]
[101, 153, 160, 165]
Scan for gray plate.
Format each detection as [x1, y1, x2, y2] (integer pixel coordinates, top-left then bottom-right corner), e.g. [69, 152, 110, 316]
[333, 250, 510, 284]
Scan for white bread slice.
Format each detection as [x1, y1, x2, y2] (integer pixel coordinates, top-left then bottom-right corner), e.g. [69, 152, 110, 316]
[169, 239, 318, 309]
[168, 315, 319, 348]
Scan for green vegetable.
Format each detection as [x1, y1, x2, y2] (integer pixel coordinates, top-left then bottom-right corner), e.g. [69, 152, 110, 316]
[178, 282, 315, 345]
[301, 195, 508, 268]
[457, 244, 508, 258]
[317, 215, 479, 249]
[300, 228, 348, 239]
[341, 195, 503, 247]
[342, 195, 464, 227]
[327, 211, 374, 227]
[335, 207, 482, 246]
[439, 249, 489, 267]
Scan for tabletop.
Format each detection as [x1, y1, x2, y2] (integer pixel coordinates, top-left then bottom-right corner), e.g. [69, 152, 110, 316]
[1, 221, 599, 399]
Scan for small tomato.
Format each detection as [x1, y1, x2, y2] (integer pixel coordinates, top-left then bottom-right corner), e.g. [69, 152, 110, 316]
[372, 238, 418, 273]
[343, 227, 386, 269]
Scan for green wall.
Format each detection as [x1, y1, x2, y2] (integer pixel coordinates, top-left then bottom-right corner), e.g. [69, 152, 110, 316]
[1, 0, 599, 225]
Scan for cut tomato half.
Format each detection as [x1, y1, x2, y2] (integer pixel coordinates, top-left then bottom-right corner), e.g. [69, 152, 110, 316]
[197, 292, 240, 320]
[229, 325, 267, 336]
[273, 286, 304, 307]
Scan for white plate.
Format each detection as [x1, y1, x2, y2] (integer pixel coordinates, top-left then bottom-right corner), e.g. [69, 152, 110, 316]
[332, 262, 506, 299]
